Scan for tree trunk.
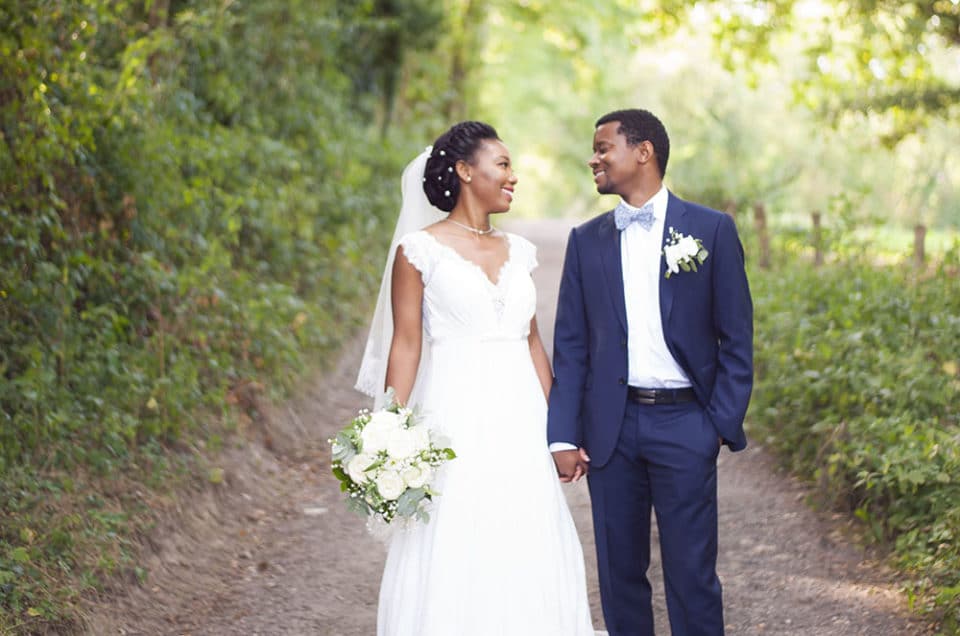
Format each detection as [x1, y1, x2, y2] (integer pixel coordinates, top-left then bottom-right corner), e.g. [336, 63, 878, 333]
[811, 211, 823, 267]
[753, 203, 771, 270]
[914, 224, 927, 269]
[446, 0, 483, 122]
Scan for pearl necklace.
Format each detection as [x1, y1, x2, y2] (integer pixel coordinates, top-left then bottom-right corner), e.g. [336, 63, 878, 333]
[446, 218, 494, 235]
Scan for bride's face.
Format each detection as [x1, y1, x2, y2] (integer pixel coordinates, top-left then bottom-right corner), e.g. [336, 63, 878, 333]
[462, 139, 517, 214]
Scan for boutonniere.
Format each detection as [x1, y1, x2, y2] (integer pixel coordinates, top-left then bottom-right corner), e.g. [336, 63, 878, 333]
[663, 227, 709, 279]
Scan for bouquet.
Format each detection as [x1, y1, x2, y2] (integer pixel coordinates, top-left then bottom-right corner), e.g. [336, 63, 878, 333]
[330, 391, 455, 525]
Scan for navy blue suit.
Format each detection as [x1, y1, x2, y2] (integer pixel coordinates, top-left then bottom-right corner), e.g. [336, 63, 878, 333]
[548, 192, 753, 635]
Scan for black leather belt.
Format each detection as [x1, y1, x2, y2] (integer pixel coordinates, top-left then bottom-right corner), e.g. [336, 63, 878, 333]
[627, 386, 696, 405]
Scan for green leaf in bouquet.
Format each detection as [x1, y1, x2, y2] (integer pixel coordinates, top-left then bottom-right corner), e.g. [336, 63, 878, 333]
[347, 418, 366, 439]
[332, 430, 357, 462]
[364, 457, 385, 474]
[346, 495, 372, 517]
[366, 485, 385, 507]
[396, 487, 427, 518]
[383, 386, 397, 409]
[331, 464, 350, 485]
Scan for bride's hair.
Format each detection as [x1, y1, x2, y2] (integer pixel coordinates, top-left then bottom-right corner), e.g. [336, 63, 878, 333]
[423, 121, 499, 212]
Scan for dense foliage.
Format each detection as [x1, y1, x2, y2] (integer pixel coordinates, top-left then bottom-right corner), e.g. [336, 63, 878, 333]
[748, 239, 960, 630]
[671, 0, 960, 140]
[0, 0, 446, 630]
[472, 1, 960, 227]
[1, 0, 958, 632]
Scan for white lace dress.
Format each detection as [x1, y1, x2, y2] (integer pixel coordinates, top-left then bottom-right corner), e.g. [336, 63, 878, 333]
[377, 230, 594, 636]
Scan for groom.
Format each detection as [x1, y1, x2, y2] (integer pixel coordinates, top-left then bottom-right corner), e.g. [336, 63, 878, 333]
[548, 109, 753, 636]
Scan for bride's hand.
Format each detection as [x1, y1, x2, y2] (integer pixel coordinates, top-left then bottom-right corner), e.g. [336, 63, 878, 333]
[552, 448, 590, 483]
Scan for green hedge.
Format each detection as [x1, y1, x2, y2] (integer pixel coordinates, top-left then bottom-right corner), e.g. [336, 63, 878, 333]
[1, 0, 445, 630]
[749, 244, 960, 630]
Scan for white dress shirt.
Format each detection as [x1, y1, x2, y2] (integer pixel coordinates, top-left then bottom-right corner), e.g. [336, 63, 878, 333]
[550, 186, 689, 453]
[620, 186, 691, 389]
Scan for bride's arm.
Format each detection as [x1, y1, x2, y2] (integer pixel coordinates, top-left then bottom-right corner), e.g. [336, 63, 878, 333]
[528, 317, 552, 400]
[385, 245, 424, 406]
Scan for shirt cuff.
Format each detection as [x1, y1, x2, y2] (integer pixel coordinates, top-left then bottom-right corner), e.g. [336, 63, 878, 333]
[548, 442, 578, 453]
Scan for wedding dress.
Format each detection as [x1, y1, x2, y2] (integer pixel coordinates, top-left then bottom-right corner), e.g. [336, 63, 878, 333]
[376, 229, 595, 636]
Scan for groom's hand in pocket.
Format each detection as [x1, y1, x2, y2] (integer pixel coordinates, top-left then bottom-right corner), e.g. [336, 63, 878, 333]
[552, 448, 590, 483]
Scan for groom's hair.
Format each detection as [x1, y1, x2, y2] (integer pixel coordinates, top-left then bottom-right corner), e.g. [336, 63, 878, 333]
[424, 121, 500, 212]
[596, 109, 669, 178]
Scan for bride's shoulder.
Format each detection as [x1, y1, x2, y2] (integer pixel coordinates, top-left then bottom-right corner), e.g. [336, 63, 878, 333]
[504, 232, 538, 271]
[396, 229, 440, 278]
[504, 231, 535, 251]
[398, 227, 433, 247]
[398, 223, 445, 247]
[421, 220, 447, 234]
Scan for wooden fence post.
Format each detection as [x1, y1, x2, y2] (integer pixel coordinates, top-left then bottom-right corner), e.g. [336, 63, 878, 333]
[724, 200, 737, 219]
[914, 224, 927, 268]
[753, 203, 771, 270]
[811, 211, 823, 267]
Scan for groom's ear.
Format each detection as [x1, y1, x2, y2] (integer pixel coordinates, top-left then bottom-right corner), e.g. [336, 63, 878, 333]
[633, 140, 655, 167]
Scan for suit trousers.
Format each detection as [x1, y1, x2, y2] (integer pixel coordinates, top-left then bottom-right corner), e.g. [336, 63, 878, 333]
[587, 399, 723, 636]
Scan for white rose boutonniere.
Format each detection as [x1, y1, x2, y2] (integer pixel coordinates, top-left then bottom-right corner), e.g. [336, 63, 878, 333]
[663, 227, 709, 279]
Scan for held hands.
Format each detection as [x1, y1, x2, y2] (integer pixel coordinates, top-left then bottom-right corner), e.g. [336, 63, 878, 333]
[551, 448, 591, 483]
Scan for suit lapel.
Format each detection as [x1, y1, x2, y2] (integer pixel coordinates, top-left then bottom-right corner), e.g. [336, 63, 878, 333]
[659, 192, 686, 330]
[598, 211, 628, 332]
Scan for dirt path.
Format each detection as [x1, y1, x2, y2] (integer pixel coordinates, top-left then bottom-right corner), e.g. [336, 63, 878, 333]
[86, 219, 932, 635]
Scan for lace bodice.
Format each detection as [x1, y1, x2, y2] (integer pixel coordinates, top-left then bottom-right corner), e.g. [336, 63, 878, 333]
[398, 230, 538, 343]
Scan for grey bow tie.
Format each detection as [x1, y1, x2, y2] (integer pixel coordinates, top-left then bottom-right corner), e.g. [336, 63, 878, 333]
[614, 202, 655, 231]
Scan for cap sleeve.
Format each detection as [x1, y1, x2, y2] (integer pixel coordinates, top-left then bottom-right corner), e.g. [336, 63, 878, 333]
[398, 230, 436, 284]
[511, 233, 538, 273]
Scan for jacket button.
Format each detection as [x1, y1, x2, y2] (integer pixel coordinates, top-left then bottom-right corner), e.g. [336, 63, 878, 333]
[618, 378, 626, 385]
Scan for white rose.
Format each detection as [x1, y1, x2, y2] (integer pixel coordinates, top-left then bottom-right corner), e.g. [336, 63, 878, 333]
[410, 426, 431, 453]
[664, 244, 682, 273]
[679, 235, 699, 257]
[369, 409, 403, 429]
[386, 428, 418, 460]
[347, 453, 377, 484]
[360, 425, 389, 452]
[361, 411, 401, 452]
[375, 470, 406, 500]
[401, 465, 432, 489]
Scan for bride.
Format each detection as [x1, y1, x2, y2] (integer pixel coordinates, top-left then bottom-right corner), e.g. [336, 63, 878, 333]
[355, 121, 595, 635]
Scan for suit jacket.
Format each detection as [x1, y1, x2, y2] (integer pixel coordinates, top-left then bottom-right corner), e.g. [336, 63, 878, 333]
[547, 192, 753, 467]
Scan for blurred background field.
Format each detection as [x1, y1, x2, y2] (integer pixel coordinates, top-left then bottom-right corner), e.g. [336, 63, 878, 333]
[1, 1, 957, 633]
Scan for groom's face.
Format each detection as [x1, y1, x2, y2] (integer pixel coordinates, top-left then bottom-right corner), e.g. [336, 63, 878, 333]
[589, 121, 638, 196]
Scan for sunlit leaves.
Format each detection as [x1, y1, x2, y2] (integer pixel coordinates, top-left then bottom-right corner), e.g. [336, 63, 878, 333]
[1, 2, 448, 629]
[705, 0, 960, 138]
